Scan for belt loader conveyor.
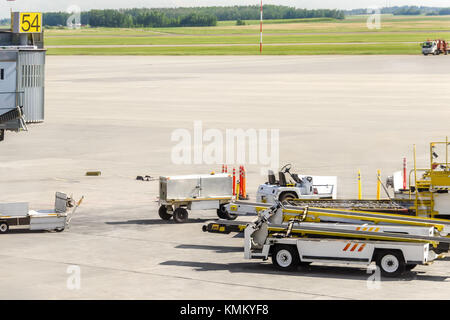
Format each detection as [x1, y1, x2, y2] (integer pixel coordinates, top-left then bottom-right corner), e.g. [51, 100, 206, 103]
[226, 201, 450, 235]
[203, 203, 448, 276]
[284, 199, 414, 213]
[203, 220, 450, 247]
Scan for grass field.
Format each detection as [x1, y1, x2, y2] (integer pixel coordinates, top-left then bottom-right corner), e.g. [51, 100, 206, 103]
[45, 15, 450, 55]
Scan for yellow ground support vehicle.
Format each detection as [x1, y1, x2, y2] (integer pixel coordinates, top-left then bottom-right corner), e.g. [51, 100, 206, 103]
[398, 137, 450, 218]
[285, 138, 449, 219]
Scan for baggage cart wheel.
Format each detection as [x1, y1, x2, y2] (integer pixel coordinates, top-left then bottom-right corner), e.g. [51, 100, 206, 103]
[272, 245, 299, 271]
[173, 208, 189, 223]
[158, 205, 173, 220]
[217, 204, 237, 220]
[55, 228, 65, 232]
[376, 250, 405, 277]
[0, 222, 9, 234]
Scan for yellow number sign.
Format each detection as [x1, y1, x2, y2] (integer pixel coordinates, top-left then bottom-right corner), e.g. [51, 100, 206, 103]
[19, 12, 42, 33]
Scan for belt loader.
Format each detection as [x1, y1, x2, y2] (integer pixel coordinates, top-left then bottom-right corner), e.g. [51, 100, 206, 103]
[203, 202, 450, 277]
[225, 200, 450, 237]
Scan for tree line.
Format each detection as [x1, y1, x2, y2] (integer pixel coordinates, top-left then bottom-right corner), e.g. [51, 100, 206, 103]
[392, 6, 450, 16]
[43, 10, 216, 28]
[345, 6, 450, 16]
[43, 6, 345, 28]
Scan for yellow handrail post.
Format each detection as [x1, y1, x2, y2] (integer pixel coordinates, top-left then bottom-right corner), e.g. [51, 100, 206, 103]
[413, 144, 418, 216]
[446, 136, 449, 172]
[358, 169, 362, 200]
[376, 169, 381, 200]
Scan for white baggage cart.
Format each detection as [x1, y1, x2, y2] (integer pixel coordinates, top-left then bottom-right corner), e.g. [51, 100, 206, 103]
[158, 173, 235, 223]
[0, 192, 83, 234]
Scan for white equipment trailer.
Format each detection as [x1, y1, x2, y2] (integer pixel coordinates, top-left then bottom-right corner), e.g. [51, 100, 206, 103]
[203, 203, 449, 277]
[252, 236, 436, 276]
[158, 173, 235, 223]
[0, 192, 83, 234]
[257, 164, 337, 203]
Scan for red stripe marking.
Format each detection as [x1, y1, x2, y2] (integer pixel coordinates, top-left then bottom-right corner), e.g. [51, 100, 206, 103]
[343, 243, 351, 251]
[358, 244, 366, 252]
[350, 244, 359, 252]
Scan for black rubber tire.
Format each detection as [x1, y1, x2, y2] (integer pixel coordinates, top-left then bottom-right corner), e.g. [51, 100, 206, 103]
[376, 250, 406, 277]
[173, 208, 189, 223]
[158, 205, 172, 220]
[55, 228, 65, 233]
[272, 245, 300, 271]
[405, 264, 417, 271]
[217, 204, 227, 219]
[299, 261, 312, 268]
[0, 222, 9, 234]
[279, 192, 297, 203]
[217, 204, 237, 220]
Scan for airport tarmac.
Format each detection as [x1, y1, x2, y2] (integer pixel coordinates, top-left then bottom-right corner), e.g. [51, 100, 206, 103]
[0, 55, 449, 299]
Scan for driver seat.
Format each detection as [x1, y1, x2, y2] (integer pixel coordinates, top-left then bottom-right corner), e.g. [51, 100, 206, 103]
[268, 170, 278, 185]
[278, 172, 287, 187]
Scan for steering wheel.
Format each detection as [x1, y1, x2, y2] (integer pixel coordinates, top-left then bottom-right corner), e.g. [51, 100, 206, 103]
[280, 164, 292, 173]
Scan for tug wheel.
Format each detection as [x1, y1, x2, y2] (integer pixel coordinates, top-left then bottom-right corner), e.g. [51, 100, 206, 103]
[279, 192, 297, 203]
[158, 206, 172, 220]
[173, 208, 189, 223]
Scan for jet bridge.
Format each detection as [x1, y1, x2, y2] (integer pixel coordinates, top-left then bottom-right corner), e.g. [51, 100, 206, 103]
[0, 12, 45, 141]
